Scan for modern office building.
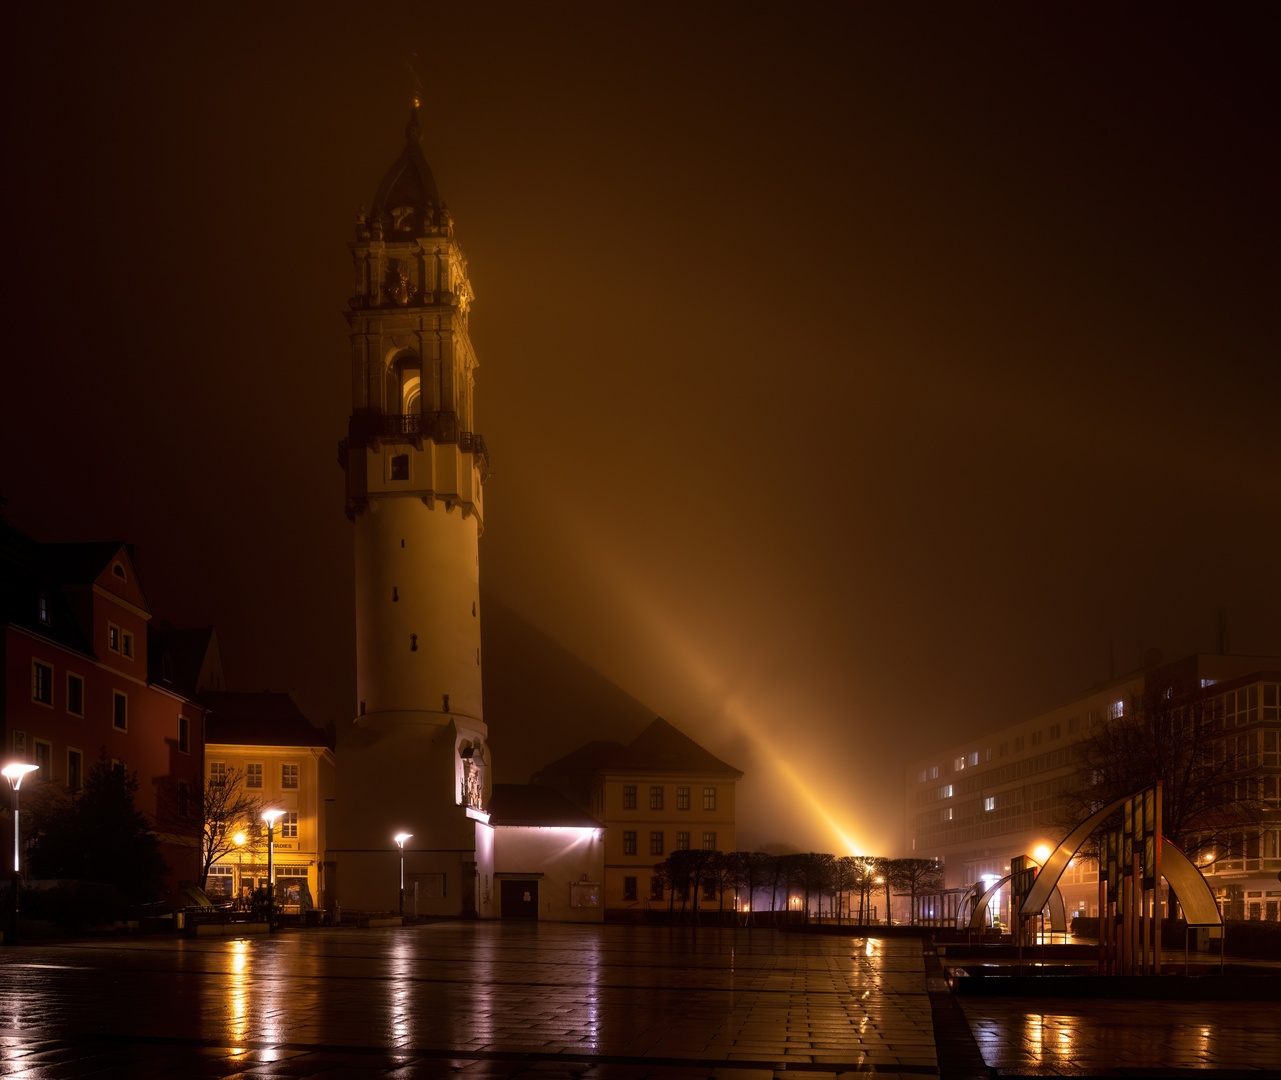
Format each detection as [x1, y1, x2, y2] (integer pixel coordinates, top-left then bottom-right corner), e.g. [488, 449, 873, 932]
[906, 652, 1281, 924]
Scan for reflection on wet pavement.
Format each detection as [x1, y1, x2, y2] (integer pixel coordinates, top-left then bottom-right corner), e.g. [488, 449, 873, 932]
[0, 924, 937, 1078]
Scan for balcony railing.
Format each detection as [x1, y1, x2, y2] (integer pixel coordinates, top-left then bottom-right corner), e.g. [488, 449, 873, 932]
[339, 412, 487, 467]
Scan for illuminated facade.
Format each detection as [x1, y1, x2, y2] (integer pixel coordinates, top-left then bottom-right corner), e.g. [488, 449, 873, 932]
[203, 692, 335, 910]
[0, 513, 206, 901]
[907, 653, 1281, 924]
[534, 717, 742, 916]
[326, 109, 495, 916]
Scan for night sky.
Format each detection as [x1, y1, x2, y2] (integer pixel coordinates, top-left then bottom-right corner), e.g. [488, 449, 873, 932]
[3, 4, 1277, 854]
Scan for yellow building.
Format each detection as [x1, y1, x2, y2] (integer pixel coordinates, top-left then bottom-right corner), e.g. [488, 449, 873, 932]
[534, 717, 742, 916]
[202, 691, 336, 910]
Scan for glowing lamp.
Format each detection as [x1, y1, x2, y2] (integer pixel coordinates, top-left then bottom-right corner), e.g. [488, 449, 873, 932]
[3, 763, 40, 873]
[394, 832, 413, 917]
[261, 809, 285, 927]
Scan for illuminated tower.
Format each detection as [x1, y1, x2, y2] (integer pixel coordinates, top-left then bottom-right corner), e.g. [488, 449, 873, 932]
[326, 109, 494, 917]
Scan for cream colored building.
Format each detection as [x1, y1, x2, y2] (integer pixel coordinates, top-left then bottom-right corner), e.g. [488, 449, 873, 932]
[534, 718, 742, 916]
[203, 691, 335, 910]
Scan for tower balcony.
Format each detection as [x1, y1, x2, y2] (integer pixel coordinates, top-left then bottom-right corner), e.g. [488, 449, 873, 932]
[339, 412, 488, 473]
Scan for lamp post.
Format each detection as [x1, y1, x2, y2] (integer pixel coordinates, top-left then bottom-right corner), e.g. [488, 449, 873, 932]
[394, 833, 412, 918]
[3, 763, 39, 946]
[233, 832, 246, 909]
[262, 810, 284, 928]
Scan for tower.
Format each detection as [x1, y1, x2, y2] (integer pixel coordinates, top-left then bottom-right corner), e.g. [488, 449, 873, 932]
[325, 109, 494, 917]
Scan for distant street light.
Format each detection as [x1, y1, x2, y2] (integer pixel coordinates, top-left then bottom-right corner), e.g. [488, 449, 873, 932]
[262, 810, 285, 928]
[394, 833, 413, 918]
[3, 763, 39, 946]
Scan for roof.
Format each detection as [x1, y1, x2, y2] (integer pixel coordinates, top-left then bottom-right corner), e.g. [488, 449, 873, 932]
[148, 623, 216, 697]
[487, 784, 601, 829]
[537, 717, 743, 780]
[202, 691, 334, 751]
[371, 110, 441, 219]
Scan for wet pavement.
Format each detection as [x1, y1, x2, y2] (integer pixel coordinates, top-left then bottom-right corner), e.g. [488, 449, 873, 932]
[0, 924, 936, 1079]
[0, 923, 1277, 1079]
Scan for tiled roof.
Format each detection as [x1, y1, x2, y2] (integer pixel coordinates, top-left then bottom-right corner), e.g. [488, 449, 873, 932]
[202, 691, 334, 750]
[488, 784, 601, 829]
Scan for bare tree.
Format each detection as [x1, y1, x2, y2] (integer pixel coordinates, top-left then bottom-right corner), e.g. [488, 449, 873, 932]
[197, 768, 265, 890]
[886, 858, 944, 926]
[1057, 687, 1263, 865]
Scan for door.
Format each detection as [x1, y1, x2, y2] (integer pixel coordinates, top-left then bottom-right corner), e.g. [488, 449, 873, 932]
[501, 879, 538, 919]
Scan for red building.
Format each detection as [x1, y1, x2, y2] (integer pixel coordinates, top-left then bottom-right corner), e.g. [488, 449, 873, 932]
[1, 506, 208, 904]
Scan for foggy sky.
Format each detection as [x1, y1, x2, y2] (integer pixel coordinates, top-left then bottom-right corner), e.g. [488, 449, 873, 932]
[3, 3, 1278, 854]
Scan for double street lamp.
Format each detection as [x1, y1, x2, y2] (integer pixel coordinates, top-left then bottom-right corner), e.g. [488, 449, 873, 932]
[394, 833, 413, 918]
[262, 809, 285, 928]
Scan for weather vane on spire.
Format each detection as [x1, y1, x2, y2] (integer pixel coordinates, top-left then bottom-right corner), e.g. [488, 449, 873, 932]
[404, 53, 425, 111]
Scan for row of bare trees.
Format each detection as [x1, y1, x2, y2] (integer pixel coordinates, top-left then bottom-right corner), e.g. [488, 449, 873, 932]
[650, 848, 944, 925]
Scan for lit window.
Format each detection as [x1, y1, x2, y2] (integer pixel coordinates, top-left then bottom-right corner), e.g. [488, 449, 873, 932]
[703, 787, 717, 811]
[944, 808, 952, 821]
[650, 831, 664, 856]
[984, 797, 995, 811]
[67, 673, 84, 716]
[623, 831, 637, 855]
[282, 764, 299, 789]
[929, 765, 939, 780]
[622, 876, 637, 901]
[675, 831, 690, 850]
[32, 661, 53, 706]
[37, 593, 50, 625]
[954, 756, 965, 771]
[677, 786, 690, 810]
[702, 831, 717, 851]
[941, 784, 953, 798]
[210, 762, 226, 786]
[649, 786, 663, 810]
[178, 716, 190, 754]
[967, 751, 979, 767]
[1108, 701, 1124, 720]
[622, 785, 636, 809]
[112, 691, 127, 730]
[281, 812, 298, 839]
[247, 763, 263, 789]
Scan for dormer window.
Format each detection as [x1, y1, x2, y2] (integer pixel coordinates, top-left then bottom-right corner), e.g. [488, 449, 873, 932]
[37, 592, 50, 625]
[112, 563, 126, 580]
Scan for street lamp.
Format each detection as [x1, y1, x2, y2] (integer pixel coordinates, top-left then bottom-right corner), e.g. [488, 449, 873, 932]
[262, 809, 285, 927]
[394, 833, 413, 918]
[3, 763, 39, 946]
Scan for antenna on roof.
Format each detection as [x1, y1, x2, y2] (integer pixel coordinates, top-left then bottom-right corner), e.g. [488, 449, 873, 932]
[404, 53, 425, 111]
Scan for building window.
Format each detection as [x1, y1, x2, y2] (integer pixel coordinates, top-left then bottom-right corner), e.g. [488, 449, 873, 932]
[177, 781, 191, 820]
[67, 749, 83, 793]
[677, 786, 690, 810]
[702, 878, 717, 901]
[622, 785, 636, 809]
[984, 747, 992, 762]
[32, 661, 53, 706]
[954, 756, 965, 771]
[1068, 716, 1080, 734]
[650, 876, 664, 901]
[281, 812, 298, 839]
[390, 454, 409, 481]
[247, 763, 263, 788]
[37, 592, 50, 625]
[209, 762, 226, 786]
[34, 739, 52, 779]
[929, 765, 939, 779]
[121, 631, 134, 659]
[1031, 730, 1043, 746]
[1013, 735, 1025, 752]
[999, 742, 1008, 757]
[282, 764, 299, 789]
[112, 691, 127, 730]
[67, 673, 84, 716]
[622, 876, 637, 901]
[1049, 723, 1061, 740]
[967, 751, 979, 767]
[650, 831, 664, 856]
[649, 786, 664, 810]
[623, 831, 637, 855]
[178, 716, 190, 755]
[703, 787, 717, 811]
[1108, 700, 1124, 720]
[108, 624, 120, 652]
[702, 831, 717, 851]
[984, 796, 995, 811]
[112, 562, 126, 580]
[677, 831, 690, 851]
